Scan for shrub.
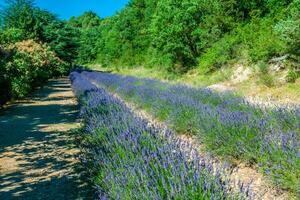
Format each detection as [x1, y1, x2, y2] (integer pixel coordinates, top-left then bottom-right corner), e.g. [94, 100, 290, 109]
[2, 40, 66, 99]
[257, 62, 275, 87]
[286, 68, 299, 83]
[197, 16, 284, 73]
[198, 34, 237, 73]
[237, 16, 284, 62]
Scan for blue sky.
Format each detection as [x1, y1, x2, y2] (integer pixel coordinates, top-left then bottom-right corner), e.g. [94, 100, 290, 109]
[0, 0, 129, 19]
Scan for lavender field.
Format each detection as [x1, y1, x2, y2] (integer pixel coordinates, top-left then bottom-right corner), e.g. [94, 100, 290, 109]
[70, 70, 300, 199]
[2, 1, 300, 199]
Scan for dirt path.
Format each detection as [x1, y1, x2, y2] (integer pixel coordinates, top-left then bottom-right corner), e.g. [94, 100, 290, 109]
[0, 78, 89, 200]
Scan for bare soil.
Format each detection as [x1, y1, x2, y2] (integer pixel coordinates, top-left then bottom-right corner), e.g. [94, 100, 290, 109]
[0, 78, 90, 200]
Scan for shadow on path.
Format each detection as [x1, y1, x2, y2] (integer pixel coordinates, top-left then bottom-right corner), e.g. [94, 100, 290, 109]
[0, 78, 90, 200]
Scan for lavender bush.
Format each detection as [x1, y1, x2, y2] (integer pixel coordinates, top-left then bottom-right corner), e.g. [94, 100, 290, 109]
[70, 71, 250, 199]
[81, 71, 300, 195]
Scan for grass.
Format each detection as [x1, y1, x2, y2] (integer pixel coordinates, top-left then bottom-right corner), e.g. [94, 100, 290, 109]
[237, 77, 300, 103]
[89, 64, 233, 87]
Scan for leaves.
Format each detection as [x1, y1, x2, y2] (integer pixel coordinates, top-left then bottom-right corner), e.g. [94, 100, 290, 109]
[0, 0, 79, 104]
[72, 0, 299, 75]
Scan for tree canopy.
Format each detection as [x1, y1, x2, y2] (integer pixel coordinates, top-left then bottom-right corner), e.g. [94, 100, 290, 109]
[70, 0, 299, 75]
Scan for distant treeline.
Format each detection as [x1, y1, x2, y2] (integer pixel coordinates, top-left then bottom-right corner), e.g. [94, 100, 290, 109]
[0, 0, 78, 106]
[1, 0, 299, 105]
[71, 0, 299, 76]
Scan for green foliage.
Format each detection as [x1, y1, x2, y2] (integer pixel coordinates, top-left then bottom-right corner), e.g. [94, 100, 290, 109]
[1, 0, 79, 64]
[0, 28, 26, 44]
[1, 0, 36, 38]
[74, 0, 299, 75]
[43, 22, 79, 65]
[71, 0, 159, 67]
[198, 34, 238, 73]
[77, 27, 100, 63]
[236, 16, 285, 62]
[257, 62, 275, 87]
[3, 40, 64, 98]
[69, 11, 101, 29]
[0, 0, 79, 105]
[150, 0, 202, 71]
[198, 15, 285, 73]
[69, 12, 101, 64]
[258, 73, 275, 87]
[275, 0, 300, 57]
[286, 68, 299, 83]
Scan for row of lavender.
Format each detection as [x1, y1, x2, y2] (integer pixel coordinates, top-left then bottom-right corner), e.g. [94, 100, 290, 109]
[82, 71, 300, 195]
[70, 71, 250, 199]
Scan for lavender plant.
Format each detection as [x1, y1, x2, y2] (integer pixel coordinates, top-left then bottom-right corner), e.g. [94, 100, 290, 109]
[81, 71, 300, 195]
[70, 71, 250, 200]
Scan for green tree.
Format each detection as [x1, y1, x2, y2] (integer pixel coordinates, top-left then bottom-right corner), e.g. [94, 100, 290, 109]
[68, 12, 101, 64]
[68, 0, 298, 75]
[275, 0, 300, 57]
[0, 0, 36, 38]
[69, 11, 101, 29]
[150, 0, 203, 72]
[77, 27, 100, 63]
[42, 21, 79, 65]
